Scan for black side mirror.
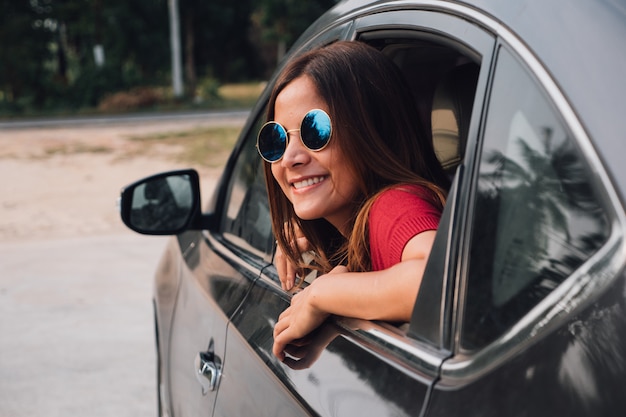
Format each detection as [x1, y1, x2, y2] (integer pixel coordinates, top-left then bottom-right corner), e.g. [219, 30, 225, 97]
[119, 169, 206, 235]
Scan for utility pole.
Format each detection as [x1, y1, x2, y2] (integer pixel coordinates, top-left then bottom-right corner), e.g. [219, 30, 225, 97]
[168, 0, 184, 98]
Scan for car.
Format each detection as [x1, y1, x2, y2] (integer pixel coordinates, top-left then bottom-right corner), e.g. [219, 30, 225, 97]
[119, 0, 626, 416]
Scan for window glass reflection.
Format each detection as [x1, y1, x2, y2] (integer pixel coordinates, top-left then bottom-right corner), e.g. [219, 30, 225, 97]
[463, 48, 610, 349]
[221, 110, 274, 255]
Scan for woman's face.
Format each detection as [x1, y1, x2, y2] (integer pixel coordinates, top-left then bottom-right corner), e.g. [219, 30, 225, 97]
[271, 75, 360, 236]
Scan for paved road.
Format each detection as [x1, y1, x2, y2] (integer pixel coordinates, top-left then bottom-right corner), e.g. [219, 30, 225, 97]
[0, 233, 170, 417]
[0, 109, 250, 130]
[0, 110, 241, 416]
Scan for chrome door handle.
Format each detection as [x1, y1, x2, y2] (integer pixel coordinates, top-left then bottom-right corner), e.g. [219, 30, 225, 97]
[194, 351, 221, 395]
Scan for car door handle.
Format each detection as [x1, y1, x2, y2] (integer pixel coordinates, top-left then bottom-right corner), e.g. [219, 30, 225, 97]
[194, 351, 222, 395]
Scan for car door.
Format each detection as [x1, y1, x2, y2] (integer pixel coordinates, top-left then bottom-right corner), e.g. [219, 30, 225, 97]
[165, 109, 275, 416]
[213, 8, 496, 417]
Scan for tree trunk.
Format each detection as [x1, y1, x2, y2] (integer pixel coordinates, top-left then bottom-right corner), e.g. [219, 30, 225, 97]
[168, 0, 184, 98]
[56, 23, 68, 84]
[184, 11, 196, 99]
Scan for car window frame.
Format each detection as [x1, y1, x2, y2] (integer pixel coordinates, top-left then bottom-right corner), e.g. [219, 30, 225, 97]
[349, 8, 496, 352]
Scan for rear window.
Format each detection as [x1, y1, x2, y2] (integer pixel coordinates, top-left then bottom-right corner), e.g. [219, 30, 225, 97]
[462, 47, 611, 349]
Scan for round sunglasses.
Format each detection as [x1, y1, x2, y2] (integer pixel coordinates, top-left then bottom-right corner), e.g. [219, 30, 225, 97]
[256, 108, 332, 163]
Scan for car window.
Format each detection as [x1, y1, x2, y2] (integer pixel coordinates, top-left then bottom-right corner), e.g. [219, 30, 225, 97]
[359, 29, 488, 348]
[220, 109, 274, 256]
[363, 35, 480, 177]
[462, 47, 611, 349]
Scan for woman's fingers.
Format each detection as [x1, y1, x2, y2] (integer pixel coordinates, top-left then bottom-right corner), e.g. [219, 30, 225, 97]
[272, 325, 291, 360]
[276, 236, 312, 291]
[275, 244, 294, 290]
[274, 308, 291, 337]
[275, 243, 299, 291]
[273, 292, 329, 361]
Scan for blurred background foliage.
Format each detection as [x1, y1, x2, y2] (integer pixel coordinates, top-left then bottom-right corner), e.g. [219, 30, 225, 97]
[0, 0, 337, 117]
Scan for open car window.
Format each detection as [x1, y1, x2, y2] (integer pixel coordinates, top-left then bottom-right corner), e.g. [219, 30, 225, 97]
[357, 26, 490, 348]
[364, 35, 480, 179]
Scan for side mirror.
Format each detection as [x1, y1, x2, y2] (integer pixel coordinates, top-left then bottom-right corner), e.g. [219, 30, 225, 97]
[119, 169, 207, 235]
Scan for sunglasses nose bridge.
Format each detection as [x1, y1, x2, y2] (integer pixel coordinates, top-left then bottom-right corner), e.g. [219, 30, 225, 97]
[286, 128, 301, 137]
[282, 127, 317, 167]
[282, 128, 306, 158]
[284, 128, 303, 149]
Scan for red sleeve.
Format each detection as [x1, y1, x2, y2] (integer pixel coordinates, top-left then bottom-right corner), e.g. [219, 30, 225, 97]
[368, 185, 442, 271]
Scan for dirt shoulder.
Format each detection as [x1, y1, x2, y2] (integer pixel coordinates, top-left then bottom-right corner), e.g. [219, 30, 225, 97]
[0, 115, 246, 242]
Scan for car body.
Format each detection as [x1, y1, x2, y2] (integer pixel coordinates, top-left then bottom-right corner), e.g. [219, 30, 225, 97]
[119, 0, 626, 416]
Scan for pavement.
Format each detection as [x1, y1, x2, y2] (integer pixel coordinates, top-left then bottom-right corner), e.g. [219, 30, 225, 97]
[0, 109, 250, 130]
[0, 111, 241, 416]
[0, 230, 168, 416]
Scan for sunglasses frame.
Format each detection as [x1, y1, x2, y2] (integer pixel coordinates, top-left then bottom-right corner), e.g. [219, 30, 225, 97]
[256, 108, 333, 163]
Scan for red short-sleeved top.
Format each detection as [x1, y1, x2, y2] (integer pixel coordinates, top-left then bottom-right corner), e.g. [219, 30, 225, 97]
[368, 184, 442, 271]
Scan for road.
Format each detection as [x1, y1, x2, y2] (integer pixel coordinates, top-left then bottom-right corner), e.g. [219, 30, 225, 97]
[0, 109, 250, 129]
[0, 111, 246, 416]
[0, 234, 168, 417]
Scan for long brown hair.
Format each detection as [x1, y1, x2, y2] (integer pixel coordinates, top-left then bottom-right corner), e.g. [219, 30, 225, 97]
[263, 41, 449, 275]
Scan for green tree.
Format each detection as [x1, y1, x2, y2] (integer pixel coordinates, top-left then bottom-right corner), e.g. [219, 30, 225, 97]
[0, 0, 337, 113]
[253, 0, 337, 65]
[0, 0, 55, 110]
[179, 0, 260, 86]
[59, 0, 170, 107]
[0, 0, 172, 111]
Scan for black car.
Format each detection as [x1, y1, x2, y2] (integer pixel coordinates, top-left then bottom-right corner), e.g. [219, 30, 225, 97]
[119, 0, 626, 415]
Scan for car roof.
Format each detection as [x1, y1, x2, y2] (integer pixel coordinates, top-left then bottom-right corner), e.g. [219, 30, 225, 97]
[299, 0, 626, 191]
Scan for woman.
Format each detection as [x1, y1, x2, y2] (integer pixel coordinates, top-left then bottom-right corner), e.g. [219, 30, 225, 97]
[257, 41, 450, 361]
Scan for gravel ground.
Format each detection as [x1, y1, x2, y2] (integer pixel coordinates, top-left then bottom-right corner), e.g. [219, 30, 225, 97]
[0, 115, 245, 242]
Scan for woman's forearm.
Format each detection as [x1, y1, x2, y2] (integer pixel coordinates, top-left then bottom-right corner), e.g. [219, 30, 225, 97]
[307, 259, 427, 322]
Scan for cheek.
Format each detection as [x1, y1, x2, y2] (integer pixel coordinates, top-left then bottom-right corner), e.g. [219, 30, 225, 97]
[327, 148, 358, 187]
[336, 164, 362, 199]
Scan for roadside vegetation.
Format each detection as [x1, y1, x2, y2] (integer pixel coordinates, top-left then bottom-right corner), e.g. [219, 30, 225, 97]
[1, 82, 260, 168]
[1, 1, 337, 119]
[126, 125, 242, 168]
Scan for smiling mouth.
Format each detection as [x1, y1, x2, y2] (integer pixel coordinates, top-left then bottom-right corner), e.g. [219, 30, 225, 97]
[292, 176, 327, 190]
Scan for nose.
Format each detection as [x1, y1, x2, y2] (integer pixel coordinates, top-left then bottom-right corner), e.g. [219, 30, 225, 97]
[280, 129, 309, 167]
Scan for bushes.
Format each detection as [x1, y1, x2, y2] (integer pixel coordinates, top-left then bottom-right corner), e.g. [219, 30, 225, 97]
[70, 63, 146, 108]
[98, 87, 164, 112]
[197, 77, 221, 102]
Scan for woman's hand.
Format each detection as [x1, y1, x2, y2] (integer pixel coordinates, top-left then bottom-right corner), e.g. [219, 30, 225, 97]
[282, 323, 341, 370]
[273, 285, 329, 361]
[273, 265, 347, 360]
[275, 235, 310, 291]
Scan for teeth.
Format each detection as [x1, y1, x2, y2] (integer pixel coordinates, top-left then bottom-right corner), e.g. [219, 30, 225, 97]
[293, 176, 325, 189]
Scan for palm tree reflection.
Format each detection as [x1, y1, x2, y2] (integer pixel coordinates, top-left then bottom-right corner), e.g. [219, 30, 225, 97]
[466, 128, 610, 347]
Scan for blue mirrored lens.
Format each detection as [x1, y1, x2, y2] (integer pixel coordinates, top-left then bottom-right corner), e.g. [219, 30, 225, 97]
[301, 109, 332, 150]
[257, 122, 287, 162]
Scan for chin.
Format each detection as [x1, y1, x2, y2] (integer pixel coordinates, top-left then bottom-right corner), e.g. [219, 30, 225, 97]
[293, 207, 323, 221]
